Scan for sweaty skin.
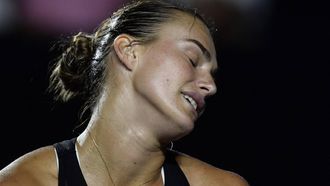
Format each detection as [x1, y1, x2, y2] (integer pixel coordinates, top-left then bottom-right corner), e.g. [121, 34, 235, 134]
[0, 12, 249, 186]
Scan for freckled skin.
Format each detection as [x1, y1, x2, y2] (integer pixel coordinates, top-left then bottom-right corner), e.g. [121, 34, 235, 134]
[131, 13, 217, 140]
[0, 11, 249, 186]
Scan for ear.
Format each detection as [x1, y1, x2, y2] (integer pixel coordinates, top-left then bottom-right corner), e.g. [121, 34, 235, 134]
[113, 34, 138, 71]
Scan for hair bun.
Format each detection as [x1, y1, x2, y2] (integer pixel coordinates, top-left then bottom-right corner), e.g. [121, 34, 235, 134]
[72, 32, 94, 59]
[50, 32, 94, 101]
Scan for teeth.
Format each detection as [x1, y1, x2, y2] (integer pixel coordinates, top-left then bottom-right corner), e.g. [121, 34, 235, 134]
[183, 94, 197, 110]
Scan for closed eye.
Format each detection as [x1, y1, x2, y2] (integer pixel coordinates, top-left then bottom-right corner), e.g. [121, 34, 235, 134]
[189, 58, 197, 67]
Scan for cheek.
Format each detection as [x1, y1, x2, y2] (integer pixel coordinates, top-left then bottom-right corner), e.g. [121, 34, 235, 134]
[151, 56, 190, 90]
[134, 44, 193, 93]
[135, 60, 176, 93]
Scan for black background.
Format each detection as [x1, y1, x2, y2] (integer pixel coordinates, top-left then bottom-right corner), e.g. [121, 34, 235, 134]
[0, 1, 328, 185]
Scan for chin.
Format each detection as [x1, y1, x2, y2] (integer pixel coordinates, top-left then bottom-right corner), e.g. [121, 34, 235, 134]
[162, 106, 197, 140]
[175, 119, 195, 138]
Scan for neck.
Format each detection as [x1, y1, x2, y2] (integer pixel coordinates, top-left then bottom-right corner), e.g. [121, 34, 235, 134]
[75, 80, 179, 185]
[76, 99, 168, 185]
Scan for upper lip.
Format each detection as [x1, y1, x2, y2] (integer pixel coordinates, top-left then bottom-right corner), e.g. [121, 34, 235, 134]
[181, 91, 205, 115]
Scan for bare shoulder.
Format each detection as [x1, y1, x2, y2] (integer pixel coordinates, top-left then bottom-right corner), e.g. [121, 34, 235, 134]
[0, 145, 58, 186]
[173, 150, 249, 186]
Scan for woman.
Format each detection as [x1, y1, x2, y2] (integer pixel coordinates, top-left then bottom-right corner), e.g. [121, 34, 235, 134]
[0, 0, 249, 185]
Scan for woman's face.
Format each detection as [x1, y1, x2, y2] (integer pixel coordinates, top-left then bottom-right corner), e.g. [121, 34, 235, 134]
[132, 13, 218, 136]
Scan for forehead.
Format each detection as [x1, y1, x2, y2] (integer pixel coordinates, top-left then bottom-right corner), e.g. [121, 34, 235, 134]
[157, 12, 217, 66]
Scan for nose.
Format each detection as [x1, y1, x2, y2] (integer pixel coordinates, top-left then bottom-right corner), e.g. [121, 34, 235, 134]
[197, 72, 217, 97]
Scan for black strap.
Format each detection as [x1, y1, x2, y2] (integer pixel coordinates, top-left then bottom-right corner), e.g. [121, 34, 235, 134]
[53, 138, 87, 186]
[163, 150, 190, 186]
[54, 138, 189, 186]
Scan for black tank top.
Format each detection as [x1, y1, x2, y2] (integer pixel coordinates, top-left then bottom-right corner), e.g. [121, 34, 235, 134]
[54, 138, 190, 186]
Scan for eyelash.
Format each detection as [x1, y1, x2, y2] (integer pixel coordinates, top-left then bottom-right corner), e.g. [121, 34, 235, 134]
[189, 58, 197, 67]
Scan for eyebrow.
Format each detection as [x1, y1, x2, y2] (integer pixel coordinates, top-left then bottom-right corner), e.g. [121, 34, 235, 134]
[185, 39, 211, 62]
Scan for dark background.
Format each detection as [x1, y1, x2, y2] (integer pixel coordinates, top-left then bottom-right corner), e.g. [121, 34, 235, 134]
[0, 0, 328, 185]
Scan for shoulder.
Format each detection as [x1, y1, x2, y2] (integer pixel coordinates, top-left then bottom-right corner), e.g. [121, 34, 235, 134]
[0, 145, 58, 186]
[172, 150, 249, 186]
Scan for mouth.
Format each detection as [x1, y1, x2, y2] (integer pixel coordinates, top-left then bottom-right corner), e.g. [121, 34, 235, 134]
[181, 92, 205, 116]
[183, 94, 198, 110]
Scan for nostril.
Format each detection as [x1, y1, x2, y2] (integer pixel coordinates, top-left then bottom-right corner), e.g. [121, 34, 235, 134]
[201, 87, 209, 91]
[199, 83, 216, 97]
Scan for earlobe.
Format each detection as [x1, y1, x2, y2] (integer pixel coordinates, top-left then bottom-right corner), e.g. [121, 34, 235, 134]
[113, 34, 137, 71]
